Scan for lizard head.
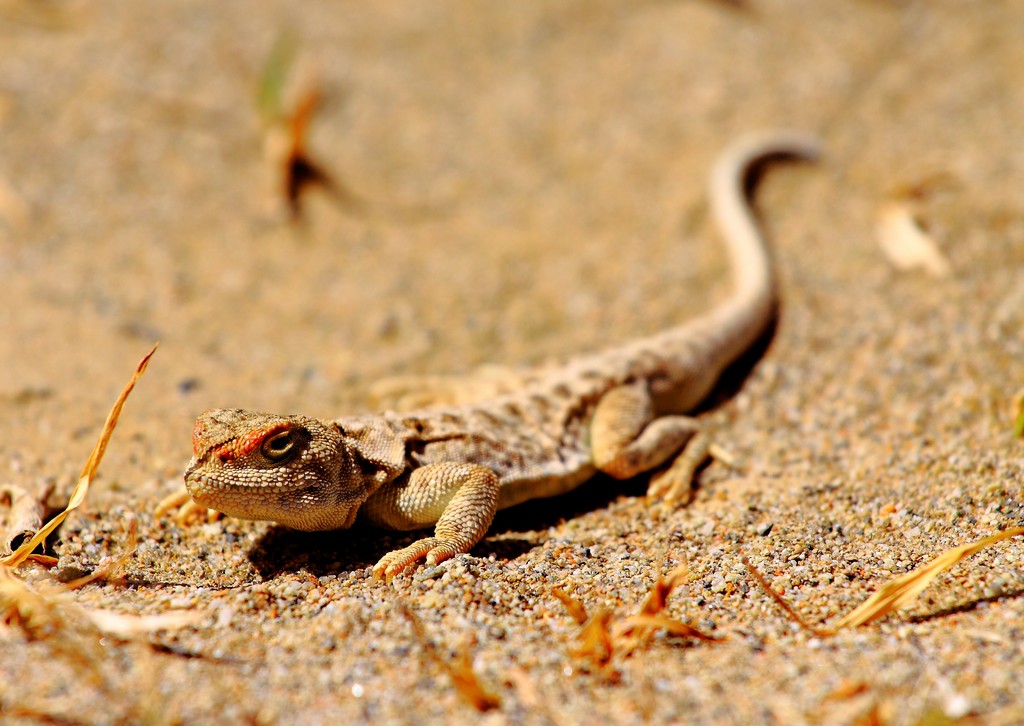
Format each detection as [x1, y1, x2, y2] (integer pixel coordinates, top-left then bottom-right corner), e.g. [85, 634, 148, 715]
[184, 409, 383, 531]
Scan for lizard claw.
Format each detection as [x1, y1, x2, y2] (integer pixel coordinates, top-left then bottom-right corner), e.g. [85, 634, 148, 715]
[372, 536, 462, 582]
[154, 487, 192, 518]
[373, 537, 436, 582]
[646, 432, 716, 509]
[647, 437, 743, 510]
[154, 485, 223, 526]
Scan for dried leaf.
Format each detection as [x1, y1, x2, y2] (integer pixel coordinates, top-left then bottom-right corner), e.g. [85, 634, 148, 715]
[83, 608, 203, 638]
[572, 610, 615, 669]
[0, 483, 48, 554]
[824, 680, 871, 702]
[446, 650, 501, 713]
[398, 602, 500, 712]
[0, 345, 156, 568]
[559, 560, 720, 669]
[551, 587, 588, 625]
[635, 565, 688, 617]
[877, 203, 951, 278]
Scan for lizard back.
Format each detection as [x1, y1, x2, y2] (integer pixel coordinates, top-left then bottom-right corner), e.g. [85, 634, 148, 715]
[347, 132, 819, 510]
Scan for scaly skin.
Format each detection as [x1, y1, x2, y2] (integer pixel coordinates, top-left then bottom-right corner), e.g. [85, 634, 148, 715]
[181, 132, 819, 580]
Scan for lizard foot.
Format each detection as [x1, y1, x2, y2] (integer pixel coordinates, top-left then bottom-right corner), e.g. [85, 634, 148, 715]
[154, 485, 223, 525]
[647, 436, 739, 510]
[365, 462, 499, 582]
[372, 536, 462, 582]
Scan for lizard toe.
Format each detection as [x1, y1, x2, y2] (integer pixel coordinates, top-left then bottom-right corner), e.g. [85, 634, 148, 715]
[372, 533, 472, 581]
[647, 432, 714, 508]
[372, 537, 439, 581]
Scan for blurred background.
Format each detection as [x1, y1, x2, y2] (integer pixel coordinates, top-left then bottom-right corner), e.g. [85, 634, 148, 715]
[0, 0, 1020, 519]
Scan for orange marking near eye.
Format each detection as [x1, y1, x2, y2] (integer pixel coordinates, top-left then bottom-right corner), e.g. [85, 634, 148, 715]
[192, 419, 207, 456]
[213, 423, 291, 462]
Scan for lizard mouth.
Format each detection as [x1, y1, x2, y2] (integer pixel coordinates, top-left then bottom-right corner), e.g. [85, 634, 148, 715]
[183, 470, 359, 531]
[182, 470, 225, 510]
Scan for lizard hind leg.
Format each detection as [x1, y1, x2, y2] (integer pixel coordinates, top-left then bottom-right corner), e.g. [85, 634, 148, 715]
[590, 382, 713, 508]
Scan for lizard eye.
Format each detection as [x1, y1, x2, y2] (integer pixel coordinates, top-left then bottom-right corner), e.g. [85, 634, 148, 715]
[261, 430, 296, 462]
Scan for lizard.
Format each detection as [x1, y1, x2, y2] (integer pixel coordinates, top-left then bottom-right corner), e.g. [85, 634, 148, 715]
[175, 132, 819, 581]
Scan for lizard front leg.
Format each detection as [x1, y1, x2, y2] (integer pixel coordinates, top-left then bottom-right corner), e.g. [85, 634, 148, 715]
[590, 382, 715, 507]
[154, 485, 222, 525]
[362, 462, 499, 580]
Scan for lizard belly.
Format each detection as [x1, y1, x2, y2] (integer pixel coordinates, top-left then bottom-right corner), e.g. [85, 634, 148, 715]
[495, 462, 597, 510]
[408, 432, 596, 512]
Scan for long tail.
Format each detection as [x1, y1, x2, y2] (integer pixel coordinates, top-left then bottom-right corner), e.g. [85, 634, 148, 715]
[494, 133, 820, 415]
[711, 131, 821, 340]
[589, 132, 820, 413]
[708, 131, 819, 364]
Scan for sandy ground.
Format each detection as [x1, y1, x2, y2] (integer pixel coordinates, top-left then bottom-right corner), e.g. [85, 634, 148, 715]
[1, 1, 1023, 723]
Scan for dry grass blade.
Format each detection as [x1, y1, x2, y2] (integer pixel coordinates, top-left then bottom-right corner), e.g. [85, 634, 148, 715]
[616, 614, 723, 643]
[573, 610, 615, 669]
[748, 527, 1024, 634]
[832, 527, 1024, 630]
[636, 565, 688, 617]
[447, 651, 501, 713]
[398, 602, 500, 712]
[1, 559, 201, 724]
[0, 565, 59, 636]
[0, 566, 108, 687]
[62, 519, 138, 590]
[823, 680, 870, 702]
[256, 36, 360, 221]
[2, 556, 199, 639]
[743, 555, 833, 636]
[0, 344, 156, 568]
[551, 587, 588, 625]
[853, 702, 887, 726]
